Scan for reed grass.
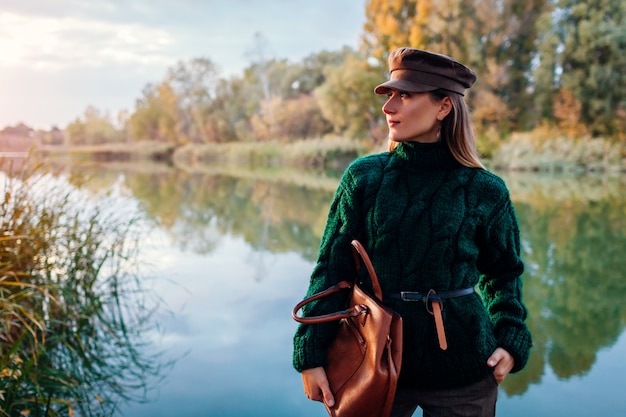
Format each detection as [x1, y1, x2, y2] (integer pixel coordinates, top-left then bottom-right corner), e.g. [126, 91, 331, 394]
[0, 163, 165, 417]
[491, 132, 626, 172]
[172, 137, 370, 168]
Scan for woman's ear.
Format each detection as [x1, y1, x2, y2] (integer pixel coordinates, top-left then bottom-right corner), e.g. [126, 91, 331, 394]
[437, 97, 453, 121]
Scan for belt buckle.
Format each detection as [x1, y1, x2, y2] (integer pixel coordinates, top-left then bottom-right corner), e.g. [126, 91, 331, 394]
[400, 291, 421, 302]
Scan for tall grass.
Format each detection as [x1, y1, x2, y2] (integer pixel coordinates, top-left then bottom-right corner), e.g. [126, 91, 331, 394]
[0, 163, 165, 417]
[172, 137, 371, 169]
[491, 131, 626, 172]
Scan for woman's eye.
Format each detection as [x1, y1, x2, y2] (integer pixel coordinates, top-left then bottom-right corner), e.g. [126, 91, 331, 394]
[387, 92, 410, 98]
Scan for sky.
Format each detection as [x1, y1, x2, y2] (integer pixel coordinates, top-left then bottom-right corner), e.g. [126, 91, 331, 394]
[0, 0, 367, 130]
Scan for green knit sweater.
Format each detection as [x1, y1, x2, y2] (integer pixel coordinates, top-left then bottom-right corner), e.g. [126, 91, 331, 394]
[293, 141, 532, 389]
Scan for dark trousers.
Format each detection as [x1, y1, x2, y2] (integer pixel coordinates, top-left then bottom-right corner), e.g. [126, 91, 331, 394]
[389, 373, 499, 417]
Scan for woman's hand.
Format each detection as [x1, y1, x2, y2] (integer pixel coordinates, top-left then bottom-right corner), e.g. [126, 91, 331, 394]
[487, 347, 515, 384]
[301, 367, 335, 407]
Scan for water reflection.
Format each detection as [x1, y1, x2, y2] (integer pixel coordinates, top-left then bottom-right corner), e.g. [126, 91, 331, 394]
[19, 162, 626, 416]
[64, 163, 339, 262]
[503, 172, 626, 397]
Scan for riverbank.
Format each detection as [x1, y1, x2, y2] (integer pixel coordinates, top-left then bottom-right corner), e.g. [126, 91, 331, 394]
[34, 137, 369, 171]
[31, 135, 626, 173]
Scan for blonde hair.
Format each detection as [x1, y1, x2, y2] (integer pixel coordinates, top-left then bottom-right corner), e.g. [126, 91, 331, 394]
[388, 90, 485, 169]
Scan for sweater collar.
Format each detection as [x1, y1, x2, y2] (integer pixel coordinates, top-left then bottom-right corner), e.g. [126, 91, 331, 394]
[393, 141, 460, 171]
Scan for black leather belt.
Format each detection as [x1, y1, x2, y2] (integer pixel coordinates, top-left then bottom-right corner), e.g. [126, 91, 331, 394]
[388, 287, 475, 351]
[388, 287, 475, 303]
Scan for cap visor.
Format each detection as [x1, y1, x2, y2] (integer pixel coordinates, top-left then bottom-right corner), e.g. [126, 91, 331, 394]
[374, 80, 438, 95]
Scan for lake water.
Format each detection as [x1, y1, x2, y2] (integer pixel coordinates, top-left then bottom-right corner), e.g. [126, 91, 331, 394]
[30, 162, 626, 416]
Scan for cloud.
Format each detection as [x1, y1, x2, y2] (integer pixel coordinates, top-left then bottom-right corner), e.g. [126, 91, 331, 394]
[0, 0, 366, 128]
[0, 11, 175, 71]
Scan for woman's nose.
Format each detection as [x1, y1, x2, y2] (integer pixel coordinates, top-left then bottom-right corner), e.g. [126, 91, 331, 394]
[382, 98, 395, 114]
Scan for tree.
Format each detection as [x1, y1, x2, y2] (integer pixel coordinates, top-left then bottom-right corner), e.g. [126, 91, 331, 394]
[293, 47, 355, 95]
[241, 45, 353, 143]
[534, 0, 626, 137]
[362, 0, 424, 61]
[361, 0, 547, 135]
[533, 4, 562, 122]
[558, 0, 626, 136]
[314, 53, 386, 142]
[166, 58, 220, 143]
[129, 58, 221, 145]
[362, 0, 474, 63]
[250, 94, 331, 142]
[204, 76, 252, 143]
[65, 106, 123, 145]
[469, 0, 547, 132]
[128, 83, 179, 143]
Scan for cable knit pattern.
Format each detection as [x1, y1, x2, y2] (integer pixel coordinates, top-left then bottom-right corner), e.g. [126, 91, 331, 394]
[293, 141, 532, 389]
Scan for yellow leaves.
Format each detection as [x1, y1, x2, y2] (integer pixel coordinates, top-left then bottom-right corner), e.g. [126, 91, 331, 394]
[0, 367, 20, 378]
[408, 26, 427, 50]
[391, 0, 404, 13]
[0, 354, 23, 379]
[380, 14, 399, 37]
[364, 0, 420, 59]
[20, 410, 31, 416]
[416, 1, 432, 24]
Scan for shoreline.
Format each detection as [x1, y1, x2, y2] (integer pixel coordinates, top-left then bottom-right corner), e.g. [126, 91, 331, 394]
[2, 134, 622, 174]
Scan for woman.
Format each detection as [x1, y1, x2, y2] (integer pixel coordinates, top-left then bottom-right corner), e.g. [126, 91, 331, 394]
[293, 48, 532, 417]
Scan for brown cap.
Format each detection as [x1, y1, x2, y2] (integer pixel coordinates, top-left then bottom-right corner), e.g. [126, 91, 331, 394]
[374, 48, 476, 96]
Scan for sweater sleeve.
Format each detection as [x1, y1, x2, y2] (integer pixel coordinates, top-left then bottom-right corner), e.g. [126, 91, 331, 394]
[292, 167, 363, 372]
[477, 193, 533, 373]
